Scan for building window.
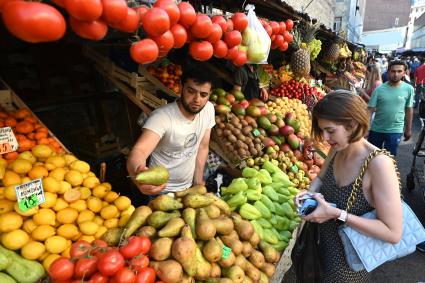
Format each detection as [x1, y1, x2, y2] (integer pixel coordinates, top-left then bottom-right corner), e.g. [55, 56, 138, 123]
[334, 17, 342, 32]
[394, 17, 399, 26]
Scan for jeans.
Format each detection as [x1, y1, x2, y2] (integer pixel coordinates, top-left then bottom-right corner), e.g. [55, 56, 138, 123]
[367, 131, 403, 156]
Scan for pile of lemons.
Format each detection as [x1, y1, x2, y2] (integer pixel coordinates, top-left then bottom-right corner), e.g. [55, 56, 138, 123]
[0, 144, 134, 270]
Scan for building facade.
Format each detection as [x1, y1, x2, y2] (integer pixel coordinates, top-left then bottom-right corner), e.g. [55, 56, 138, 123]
[411, 11, 425, 47]
[334, 0, 367, 42]
[281, 0, 335, 28]
[406, 0, 425, 48]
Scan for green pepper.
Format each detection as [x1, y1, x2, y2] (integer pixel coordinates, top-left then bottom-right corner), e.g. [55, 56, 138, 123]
[280, 230, 292, 240]
[289, 220, 299, 231]
[275, 186, 291, 196]
[222, 178, 248, 195]
[242, 167, 259, 178]
[250, 220, 264, 238]
[0, 247, 10, 270]
[257, 218, 273, 229]
[272, 171, 294, 187]
[272, 240, 289, 251]
[262, 228, 279, 244]
[263, 186, 279, 201]
[262, 160, 279, 174]
[274, 202, 294, 218]
[275, 215, 290, 231]
[0, 272, 16, 283]
[260, 195, 276, 213]
[258, 169, 273, 185]
[245, 190, 263, 201]
[226, 191, 247, 208]
[277, 193, 290, 203]
[253, 200, 272, 219]
[239, 203, 261, 220]
[269, 214, 277, 226]
[287, 186, 300, 195]
[246, 178, 262, 193]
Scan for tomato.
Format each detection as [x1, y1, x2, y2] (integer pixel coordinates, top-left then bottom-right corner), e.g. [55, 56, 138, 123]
[101, 0, 127, 24]
[190, 14, 212, 39]
[135, 6, 148, 21]
[130, 255, 149, 273]
[2, 1, 66, 43]
[264, 23, 272, 37]
[135, 267, 155, 283]
[152, 30, 174, 55]
[189, 40, 213, 61]
[170, 24, 187, 48]
[233, 51, 247, 66]
[225, 46, 238, 60]
[92, 239, 108, 249]
[74, 256, 98, 279]
[154, 0, 180, 26]
[226, 19, 234, 31]
[88, 273, 109, 283]
[212, 40, 228, 58]
[279, 21, 286, 34]
[211, 15, 227, 33]
[285, 19, 294, 31]
[70, 240, 91, 258]
[120, 236, 144, 259]
[223, 30, 242, 48]
[141, 7, 170, 37]
[279, 41, 288, 51]
[112, 8, 139, 33]
[206, 23, 222, 43]
[97, 249, 125, 276]
[113, 268, 136, 283]
[130, 39, 159, 64]
[69, 17, 108, 40]
[177, 1, 196, 28]
[48, 257, 75, 281]
[65, 0, 103, 21]
[51, 0, 65, 8]
[269, 21, 280, 35]
[283, 31, 293, 43]
[231, 12, 248, 32]
[274, 34, 284, 49]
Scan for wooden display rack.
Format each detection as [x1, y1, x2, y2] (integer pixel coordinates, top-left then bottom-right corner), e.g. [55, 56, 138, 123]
[0, 79, 70, 153]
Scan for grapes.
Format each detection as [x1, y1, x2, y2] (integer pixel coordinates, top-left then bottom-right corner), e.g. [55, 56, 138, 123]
[308, 39, 322, 61]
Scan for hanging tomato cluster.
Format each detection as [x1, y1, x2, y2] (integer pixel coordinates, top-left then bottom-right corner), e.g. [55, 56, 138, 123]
[259, 18, 294, 52]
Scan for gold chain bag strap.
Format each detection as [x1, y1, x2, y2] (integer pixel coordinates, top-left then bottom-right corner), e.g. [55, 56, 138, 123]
[338, 149, 425, 272]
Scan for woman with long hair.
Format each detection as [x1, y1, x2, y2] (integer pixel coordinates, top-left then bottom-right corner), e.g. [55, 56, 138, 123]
[357, 64, 382, 102]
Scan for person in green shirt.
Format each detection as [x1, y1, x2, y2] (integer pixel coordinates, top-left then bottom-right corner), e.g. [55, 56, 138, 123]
[367, 60, 414, 155]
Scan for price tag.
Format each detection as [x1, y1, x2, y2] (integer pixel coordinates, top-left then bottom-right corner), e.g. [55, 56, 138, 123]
[252, 129, 261, 137]
[0, 127, 18, 154]
[15, 179, 45, 211]
[222, 245, 232, 259]
[291, 165, 299, 173]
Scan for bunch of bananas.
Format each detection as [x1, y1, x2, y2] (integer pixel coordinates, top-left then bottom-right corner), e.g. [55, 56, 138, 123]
[339, 43, 352, 59]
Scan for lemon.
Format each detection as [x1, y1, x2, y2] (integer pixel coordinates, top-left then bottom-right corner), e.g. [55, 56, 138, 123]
[92, 185, 109, 199]
[79, 221, 99, 236]
[52, 198, 69, 212]
[72, 232, 82, 241]
[69, 199, 87, 212]
[103, 218, 119, 229]
[63, 188, 81, 202]
[102, 201, 109, 208]
[79, 235, 95, 243]
[0, 199, 14, 214]
[42, 177, 61, 193]
[32, 144, 53, 159]
[4, 185, 17, 201]
[45, 235, 67, 254]
[28, 165, 49, 179]
[56, 207, 78, 224]
[44, 163, 56, 171]
[122, 205, 136, 216]
[32, 225, 56, 241]
[59, 181, 72, 194]
[83, 176, 100, 189]
[21, 241, 46, 260]
[14, 202, 38, 216]
[79, 187, 91, 200]
[20, 177, 30, 184]
[77, 210, 95, 223]
[33, 208, 56, 226]
[94, 226, 108, 239]
[18, 151, 36, 164]
[100, 205, 119, 220]
[23, 219, 38, 234]
[104, 191, 119, 203]
[114, 196, 131, 211]
[57, 224, 80, 240]
[41, 192, 58, 209]
[87, 196, 102, 213]
[3, 171, 21, 186]
[43, 254, 61, 271]
[64, 154, 77, 166]
[70, 160, 90, 173]
[38, 251, 50, 261]
[0, 211, 23, 232]
[65, 170, 83, 187]
[49, 167, 67, 182]
[93, 216, 104, 226]
[102, 182, 112, 190]
[10, 159, 32, 174]
[46, 156, 66, 168]
[2, 229, 29, 250]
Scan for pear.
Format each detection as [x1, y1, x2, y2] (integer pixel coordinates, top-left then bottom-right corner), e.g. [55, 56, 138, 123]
[150, 194, 183, 211]
[171, 225, 197, 277]
[135, 166, 169, 185]
[158, 217, 185, 237]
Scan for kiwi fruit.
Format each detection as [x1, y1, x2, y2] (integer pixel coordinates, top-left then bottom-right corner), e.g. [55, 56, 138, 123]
[228, 135, 237, 143]
[216, 128, 223, 137]
[223, 129, 232, 137]
[218, 122, 225, 129]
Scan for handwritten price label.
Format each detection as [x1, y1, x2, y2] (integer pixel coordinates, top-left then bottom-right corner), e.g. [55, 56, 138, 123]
[0, 127, 18, 154]
[15, 179, 45, 211]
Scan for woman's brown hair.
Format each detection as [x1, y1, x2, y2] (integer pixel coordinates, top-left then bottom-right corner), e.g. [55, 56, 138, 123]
[311, 90, 370, 143]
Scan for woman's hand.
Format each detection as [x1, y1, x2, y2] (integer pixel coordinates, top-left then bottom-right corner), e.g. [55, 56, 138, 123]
[294, 190, 310, 207]
[303, 193, 340, 223]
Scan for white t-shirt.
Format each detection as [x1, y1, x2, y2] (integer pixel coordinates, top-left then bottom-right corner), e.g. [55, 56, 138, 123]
[143, 101, 215, 192]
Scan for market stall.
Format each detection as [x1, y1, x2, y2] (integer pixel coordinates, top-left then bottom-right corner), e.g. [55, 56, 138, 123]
[0, 0, 368, 282]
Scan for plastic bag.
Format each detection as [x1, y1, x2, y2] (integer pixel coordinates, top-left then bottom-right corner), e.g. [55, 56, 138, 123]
[243, 5, 271, 64]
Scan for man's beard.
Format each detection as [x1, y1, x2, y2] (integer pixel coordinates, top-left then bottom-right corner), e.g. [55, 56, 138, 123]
[180, 98, 205, 114]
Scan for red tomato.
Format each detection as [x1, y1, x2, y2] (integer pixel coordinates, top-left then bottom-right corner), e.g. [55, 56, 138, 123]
[231, 12, 248, 32]
[212, 40, 228, 58]
[207, 23, 222, 43]
[190, 14, 212, 39]
[49, 257, 75, 281]
[135, 6, 148, 21]
[279, 21, 286, 34]
[189, 40, 213, 61]
[74, 257, 98, 279]
[113, 268, 136, 283]
[269, 21, 280, 35]
[2, 1, 66, 43]
[274, 34, 284, 49]
[224, 30, 242, 48]
[65, 0, 103, 21]
[92, 239, 108, 249]
[111, 8, 139, 33]
[264, 23, 272, 37]
[88, 273, 109, 283]
[120, 236, 144, 259]
[135, 267, 156, 283]
[283, 31, 293, 43]
[70, 240, 91, 258]
[130, 255, 149, 273]
[280, 41, 289, 51]
[141, 7, 170, 37]
[211, 15, 227, 33]
[233, 51, 247, 66]
[226, 19, 234, 31]
[97, 249, 125, 276]
[177, 1, 196, 28]
[225, 46, 238, 60]
[69, 17, 108, 40]
[285, 19, 294, 31]
[130, 39, 159, 64]
[170, 24, 187, 48]
[152, 30, 174, 54]
[101, 0, 127, 24]
[154, 0, 180, 26]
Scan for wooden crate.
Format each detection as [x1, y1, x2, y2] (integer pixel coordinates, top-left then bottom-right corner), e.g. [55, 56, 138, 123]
[0, 79, 70, 153]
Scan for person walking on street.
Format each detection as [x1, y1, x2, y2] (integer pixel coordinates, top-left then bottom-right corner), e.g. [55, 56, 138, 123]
[415, 59, 425, 108]
[357, 64, 382, 103]
[367, 60, 414, 156]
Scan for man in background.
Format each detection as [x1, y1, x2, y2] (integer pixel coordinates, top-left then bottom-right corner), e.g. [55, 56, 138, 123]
[415, 59, 425, 109]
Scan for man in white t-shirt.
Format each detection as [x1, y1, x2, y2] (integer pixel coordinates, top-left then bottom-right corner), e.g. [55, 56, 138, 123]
[127, 67, 215, 195]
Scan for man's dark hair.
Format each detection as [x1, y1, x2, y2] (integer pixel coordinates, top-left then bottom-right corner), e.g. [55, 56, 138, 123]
[388, 60, 407, 71]
[181, 65, 213, 86]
